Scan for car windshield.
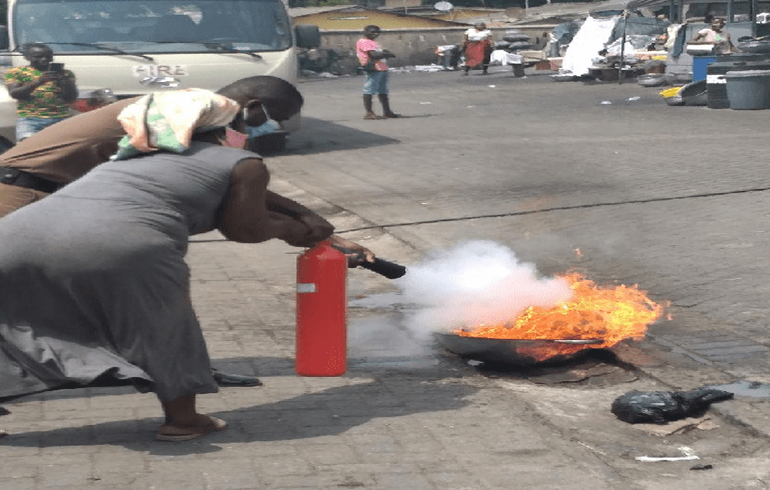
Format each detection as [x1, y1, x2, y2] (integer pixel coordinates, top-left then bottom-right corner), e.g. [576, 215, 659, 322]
[12, 0, 293, 54]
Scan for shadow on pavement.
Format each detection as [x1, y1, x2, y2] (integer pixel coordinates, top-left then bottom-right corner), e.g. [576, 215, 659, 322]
[0, 352, 439, 405]
[0, 377, 477, 455]
[284, 117, 400, 156]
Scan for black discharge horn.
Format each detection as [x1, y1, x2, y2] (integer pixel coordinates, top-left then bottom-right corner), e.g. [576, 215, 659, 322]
[332, 246, 407, 279]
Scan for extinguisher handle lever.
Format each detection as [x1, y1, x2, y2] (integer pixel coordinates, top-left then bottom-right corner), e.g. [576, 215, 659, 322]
[332, 246, 407, 279]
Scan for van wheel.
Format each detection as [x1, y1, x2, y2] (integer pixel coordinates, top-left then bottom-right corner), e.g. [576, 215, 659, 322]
[250, 133, 286, 156]
[329, 62, 344, 76]
[0, 138, 14, 155]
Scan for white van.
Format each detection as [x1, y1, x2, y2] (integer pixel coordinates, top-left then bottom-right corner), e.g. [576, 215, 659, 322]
[0, 0, 320, 152]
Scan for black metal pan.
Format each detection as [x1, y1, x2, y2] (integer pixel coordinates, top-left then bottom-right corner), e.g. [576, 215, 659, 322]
[434, 332, 605, 366]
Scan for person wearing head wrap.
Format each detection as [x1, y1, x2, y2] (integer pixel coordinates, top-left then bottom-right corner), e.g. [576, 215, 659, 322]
[0, 76, 333, 249]
[112, 88, 244, 160]
[0, 77, 373, 411]
[0, 88, 371, 442]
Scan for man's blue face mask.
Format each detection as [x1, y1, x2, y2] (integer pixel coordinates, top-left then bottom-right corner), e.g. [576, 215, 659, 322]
[246, 104, 280, 139]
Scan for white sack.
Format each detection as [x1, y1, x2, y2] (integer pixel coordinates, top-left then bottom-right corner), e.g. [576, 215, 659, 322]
[561, 15, 618, 76]
[490, 50, 523, 65]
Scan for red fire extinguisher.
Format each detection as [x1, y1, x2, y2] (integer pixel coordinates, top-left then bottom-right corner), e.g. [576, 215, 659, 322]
[295, 240, 347, 376]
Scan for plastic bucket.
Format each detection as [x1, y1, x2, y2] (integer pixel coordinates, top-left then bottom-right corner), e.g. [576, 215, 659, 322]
[725, 70, 770, 109]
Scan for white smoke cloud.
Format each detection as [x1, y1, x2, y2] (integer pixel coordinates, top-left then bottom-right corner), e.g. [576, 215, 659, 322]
[393, 240, 573, 339]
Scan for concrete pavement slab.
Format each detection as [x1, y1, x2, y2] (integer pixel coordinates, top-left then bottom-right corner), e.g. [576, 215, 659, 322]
[3, 70, 770, 489]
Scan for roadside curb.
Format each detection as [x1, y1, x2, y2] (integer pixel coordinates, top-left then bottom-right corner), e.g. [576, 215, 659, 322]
[629, 333, 770, 439]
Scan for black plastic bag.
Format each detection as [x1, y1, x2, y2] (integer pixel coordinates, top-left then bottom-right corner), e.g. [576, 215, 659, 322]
[611, 387, 734, 424]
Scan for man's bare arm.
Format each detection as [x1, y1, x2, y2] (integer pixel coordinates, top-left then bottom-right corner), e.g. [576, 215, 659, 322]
[266, 190, 334, 243]
[218, 159, 333, 247]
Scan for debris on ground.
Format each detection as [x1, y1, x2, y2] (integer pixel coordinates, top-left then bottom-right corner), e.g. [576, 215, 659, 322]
[611, 387, 734, 424]
[411, 64, 446, 72]
[635, 446, 699, 462]
[630, 415, 719, 436]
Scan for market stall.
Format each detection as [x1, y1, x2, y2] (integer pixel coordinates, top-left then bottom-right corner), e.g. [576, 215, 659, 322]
[551, 0, 767, 82]
[556, 6, 669, 80]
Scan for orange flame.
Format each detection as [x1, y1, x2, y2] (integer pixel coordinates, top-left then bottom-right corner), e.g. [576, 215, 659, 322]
[454, 272, 663, 361]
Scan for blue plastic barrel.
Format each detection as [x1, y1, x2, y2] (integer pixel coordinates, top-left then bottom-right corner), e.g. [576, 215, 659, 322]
[692, 56, 717, 81]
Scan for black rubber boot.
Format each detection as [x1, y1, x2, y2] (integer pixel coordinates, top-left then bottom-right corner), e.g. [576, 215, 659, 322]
[379, 94, 400, 118]
[363, 94, 380, 119]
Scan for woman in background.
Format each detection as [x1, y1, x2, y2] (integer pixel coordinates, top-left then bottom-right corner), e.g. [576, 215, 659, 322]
[462, 23, 494, 75]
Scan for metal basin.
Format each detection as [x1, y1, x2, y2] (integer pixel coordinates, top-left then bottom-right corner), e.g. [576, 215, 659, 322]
[637, 73, 674, 87]
[434, 332, 605, 366]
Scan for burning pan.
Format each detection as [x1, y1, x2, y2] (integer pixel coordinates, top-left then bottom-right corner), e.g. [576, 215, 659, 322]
[434, 332, 605, 366]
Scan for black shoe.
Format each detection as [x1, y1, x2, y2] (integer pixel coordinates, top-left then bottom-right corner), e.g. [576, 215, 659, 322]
[0, 406, 9, 416]
[211, 369, 263, 387]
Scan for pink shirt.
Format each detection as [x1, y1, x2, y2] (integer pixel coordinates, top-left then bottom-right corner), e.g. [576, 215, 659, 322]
[697, 28, 730, 44]
[356, 38, 388, 71]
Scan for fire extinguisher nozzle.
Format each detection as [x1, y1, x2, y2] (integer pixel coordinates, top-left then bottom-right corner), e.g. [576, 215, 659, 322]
[332, 245, 406, 279]
[360, 258, 407, 279]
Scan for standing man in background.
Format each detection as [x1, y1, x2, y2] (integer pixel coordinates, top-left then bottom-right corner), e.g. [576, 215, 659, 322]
[4, 43, 78, 141]
[356, 25, 401, 120]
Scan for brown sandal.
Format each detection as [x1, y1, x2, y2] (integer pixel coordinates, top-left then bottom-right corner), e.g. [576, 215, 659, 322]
[155, 416, 228, 441]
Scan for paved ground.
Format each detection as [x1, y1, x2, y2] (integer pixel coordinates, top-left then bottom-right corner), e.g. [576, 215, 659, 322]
[2, 67, 770, 489]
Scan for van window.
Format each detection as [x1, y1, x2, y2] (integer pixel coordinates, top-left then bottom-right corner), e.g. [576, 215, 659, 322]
[12, 0, 293, 54]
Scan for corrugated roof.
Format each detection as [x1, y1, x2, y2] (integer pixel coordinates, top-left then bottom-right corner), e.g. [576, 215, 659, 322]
[289, 5, 352, 18]
[507, 0, 614, 25]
